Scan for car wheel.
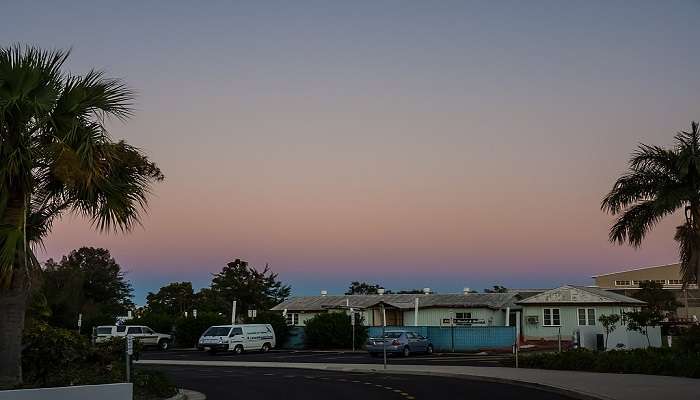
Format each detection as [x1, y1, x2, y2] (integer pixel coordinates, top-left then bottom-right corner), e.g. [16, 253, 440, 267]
[403, 346, 410, 357]
[234, 345, 244, 355]
[158, 340, 170, 351]
[426, 345, 433, 355]
[261, 343, 271, 353]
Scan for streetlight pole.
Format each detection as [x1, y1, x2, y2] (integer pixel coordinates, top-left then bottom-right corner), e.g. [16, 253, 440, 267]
[381, 303, 387, 370]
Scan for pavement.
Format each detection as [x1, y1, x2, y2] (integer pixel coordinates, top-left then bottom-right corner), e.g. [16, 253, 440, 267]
[152, 365, 577, 400]
[137, 350, 700, 400]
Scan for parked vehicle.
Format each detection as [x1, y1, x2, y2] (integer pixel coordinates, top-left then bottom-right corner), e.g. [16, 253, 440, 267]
[366, 330, 433, 357]
[197, 324, 276, 354]
[95, 325, 173, 350]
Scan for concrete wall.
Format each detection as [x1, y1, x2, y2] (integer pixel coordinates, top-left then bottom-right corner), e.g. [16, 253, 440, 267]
[0, 383, 132, 400]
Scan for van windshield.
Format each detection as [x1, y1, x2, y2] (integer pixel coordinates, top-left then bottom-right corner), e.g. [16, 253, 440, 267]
[203, 327, 231, 337]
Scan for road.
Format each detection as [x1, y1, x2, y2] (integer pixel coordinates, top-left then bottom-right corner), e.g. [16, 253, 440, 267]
[152, 365, 575, 400]
[140, 349, 514, 367]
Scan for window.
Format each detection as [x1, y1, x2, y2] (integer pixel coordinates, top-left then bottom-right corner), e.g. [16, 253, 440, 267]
[405, 332, 416, 339]
[668, 279, 682, 285]
[143, 327, 154, 334]
[543, 308, 560, 326]
[229, 327, 243, 336]
[286, 313, 299, 326]
[203, 327, 231, 337]
[116, 326, 126, 333]
[126, 327, 142, 335]
[96, 327, 113, 335]
[578, 308, 596, 326]
[456, 312, 472, 319]
[614, 280, 631, 286]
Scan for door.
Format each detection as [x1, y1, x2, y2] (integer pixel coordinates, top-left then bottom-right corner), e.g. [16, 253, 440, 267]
[126, 326, 146, 345]
[141, 326, 159, 345]
[228, 327, 244, 350]
[406, 332, 425, 352]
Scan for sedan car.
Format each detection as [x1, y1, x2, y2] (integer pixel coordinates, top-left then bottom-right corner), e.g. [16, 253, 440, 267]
[366, 330, 433, 357]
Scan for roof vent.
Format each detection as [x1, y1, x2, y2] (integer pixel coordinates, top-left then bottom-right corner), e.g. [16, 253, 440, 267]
[377, 288, 385, 295]
[423, 287, 431, 295]
[463, 287, 471, 295]
[320, 290, 328, 297]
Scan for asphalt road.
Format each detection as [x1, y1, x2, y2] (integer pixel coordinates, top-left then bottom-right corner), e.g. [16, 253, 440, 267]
[152, 365, 575, 400]
[140, 349, 515, 367]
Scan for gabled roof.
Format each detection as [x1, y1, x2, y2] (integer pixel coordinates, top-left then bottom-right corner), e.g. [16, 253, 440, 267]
[591, 263, 679, 278]
[517, 285, 645, 305]
[271, 293, 521, 312]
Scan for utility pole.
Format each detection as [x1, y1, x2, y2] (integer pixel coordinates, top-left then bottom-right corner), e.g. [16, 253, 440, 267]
[231, 300, 237, 324]
[381, 303, 387, 370]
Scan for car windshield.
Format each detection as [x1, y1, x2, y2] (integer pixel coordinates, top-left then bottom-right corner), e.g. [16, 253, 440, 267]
[203, 327, 231, 337]
[382, 332, 403, 338]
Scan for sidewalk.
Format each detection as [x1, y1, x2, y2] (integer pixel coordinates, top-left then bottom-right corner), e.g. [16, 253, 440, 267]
[137, 359, 699, 400]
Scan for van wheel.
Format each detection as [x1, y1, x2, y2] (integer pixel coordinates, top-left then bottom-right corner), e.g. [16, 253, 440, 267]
[426, 345, 433, 355]
[402, 346, 410, 357]
[158, 339, 170, 351]
[261, 343, 271, 353]
[233, 345, 244, 355]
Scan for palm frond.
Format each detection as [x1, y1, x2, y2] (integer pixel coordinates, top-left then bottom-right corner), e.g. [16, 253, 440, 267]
[674, 222, 700, 286]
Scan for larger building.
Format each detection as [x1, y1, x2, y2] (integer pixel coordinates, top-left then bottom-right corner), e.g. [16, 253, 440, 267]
[591, 263, 699, 319]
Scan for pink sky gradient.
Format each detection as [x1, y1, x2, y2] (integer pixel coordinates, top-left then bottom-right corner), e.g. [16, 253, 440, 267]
[2, 1, 698, 303]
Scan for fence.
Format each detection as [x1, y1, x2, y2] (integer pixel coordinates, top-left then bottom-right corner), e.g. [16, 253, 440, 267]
[367, 325, 516, 352]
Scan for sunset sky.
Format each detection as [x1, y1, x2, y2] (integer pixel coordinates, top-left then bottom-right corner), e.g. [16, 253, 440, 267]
[2, 1, 699, 304]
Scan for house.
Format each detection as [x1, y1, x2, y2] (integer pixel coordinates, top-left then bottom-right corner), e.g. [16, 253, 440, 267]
[591, 263, 700, 319]
[270, 289, 521, 330]
[517, 285, 659, 349]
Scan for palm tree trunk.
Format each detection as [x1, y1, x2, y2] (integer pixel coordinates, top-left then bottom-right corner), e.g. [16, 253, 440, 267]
[0, 190, 28, 389]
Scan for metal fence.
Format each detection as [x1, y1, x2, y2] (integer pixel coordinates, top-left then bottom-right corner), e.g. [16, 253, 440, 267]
[367, 325, 516, 352]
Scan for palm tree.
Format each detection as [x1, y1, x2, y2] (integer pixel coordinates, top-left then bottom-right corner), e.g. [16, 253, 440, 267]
[602, 121, 700, 288]
[0, 45, 163, 387]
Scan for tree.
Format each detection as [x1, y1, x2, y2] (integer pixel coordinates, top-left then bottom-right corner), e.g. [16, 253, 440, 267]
[625, 309, 662, 347]
[42, 247, 134, 331]
[0, 45, 163, 387]
[631, 281, 681, 315]
[345, 281, 383, 295]
[210, 259, 291, 319]
[304, 313, 368, 349]
[602, 121, 700, 287]
[145, 282, 195, 317]
[598, 314, 621, 349]
[484, 285, 508, 293]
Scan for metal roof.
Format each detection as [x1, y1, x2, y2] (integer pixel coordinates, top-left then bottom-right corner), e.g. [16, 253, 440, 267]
[590, 263, 679, 278]
[516, 285, 645, 305]
[271, 293, 521, 311]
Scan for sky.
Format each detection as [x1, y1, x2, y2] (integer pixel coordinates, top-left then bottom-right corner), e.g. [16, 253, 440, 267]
[2, 1, 699, 304]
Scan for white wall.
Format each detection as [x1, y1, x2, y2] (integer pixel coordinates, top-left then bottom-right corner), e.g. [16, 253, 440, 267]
[0, 383, 133, 400]
[577, 325, 662, 350]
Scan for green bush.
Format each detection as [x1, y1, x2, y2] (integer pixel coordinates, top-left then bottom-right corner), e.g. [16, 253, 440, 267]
[132, 369, 178, 400]
[174, 312, 228, 347]
[675, 325, 700, 354]
[304, 312, 367, 349]
[22, 323, 177, 398]
[251, 311, 290, 347]
[520, 348, 700, 378]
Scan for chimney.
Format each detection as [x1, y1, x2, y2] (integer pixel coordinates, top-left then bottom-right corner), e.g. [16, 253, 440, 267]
[463, 287, 471, 295]
[422, 287, 431, 295]
[320, 290, 328, 297]
[377, 288, 385, 295]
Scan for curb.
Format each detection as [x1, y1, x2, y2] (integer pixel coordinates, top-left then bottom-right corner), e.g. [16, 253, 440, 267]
[138, 360, 606, 400]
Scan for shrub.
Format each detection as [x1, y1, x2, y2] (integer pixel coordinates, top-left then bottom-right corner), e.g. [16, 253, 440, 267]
[520, 348, 700, 378]
[251, 311, 290, 347]
[675, 325, 700, 354]
[132, 369, 178, 400]
[174, 312, 228, 347]
[304, 312, 368, 349]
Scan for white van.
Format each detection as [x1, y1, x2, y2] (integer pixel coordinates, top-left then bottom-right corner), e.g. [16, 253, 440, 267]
[197, 324, 276, 354]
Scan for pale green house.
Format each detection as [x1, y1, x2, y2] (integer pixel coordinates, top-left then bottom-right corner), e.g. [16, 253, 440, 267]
[517, 285, 647, 348]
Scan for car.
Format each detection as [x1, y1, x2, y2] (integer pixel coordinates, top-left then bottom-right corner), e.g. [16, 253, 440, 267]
[366, 330, 433, 357]
[95, 325, 173, 350]
[197, 324, 276, 354]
